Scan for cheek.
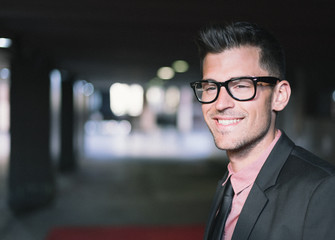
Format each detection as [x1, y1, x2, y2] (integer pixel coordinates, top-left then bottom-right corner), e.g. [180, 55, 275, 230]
[251, 91, 273, 117]
[201, 104, 210, 117]
[245, 99, 272, 123]
[254, 100, 273, 123]
[202, 104, 215, 126]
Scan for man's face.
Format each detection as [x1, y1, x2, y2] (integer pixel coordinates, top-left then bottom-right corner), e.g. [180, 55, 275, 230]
[201, 46, 276, 152]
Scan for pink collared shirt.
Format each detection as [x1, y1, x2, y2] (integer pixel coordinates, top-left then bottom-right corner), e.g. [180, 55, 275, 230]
[223, 130, 282, 240]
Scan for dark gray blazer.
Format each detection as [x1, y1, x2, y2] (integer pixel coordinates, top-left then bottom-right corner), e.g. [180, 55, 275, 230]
[204, 131, 335, 240]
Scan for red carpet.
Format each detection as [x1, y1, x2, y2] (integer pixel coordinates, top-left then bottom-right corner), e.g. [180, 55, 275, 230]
[46, 225, 205, 240]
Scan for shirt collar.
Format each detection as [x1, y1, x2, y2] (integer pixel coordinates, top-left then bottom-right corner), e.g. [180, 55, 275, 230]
[225, 130, 282, 195]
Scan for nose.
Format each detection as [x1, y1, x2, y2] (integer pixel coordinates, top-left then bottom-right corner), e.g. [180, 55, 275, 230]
[214, 86, 235, 111]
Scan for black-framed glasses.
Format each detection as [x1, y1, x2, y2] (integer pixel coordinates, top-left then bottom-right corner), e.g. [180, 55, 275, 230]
[190, 76, 280, 104]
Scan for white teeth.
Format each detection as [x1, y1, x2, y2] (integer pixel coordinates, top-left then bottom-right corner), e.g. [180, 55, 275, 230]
[218, 119, 241, 126]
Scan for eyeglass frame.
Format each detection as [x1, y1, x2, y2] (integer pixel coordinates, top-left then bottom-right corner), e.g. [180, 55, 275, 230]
[190, 76, 281, 104]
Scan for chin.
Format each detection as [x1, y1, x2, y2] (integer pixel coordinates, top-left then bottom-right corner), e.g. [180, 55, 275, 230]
[213, 137, 236, 151]
[215, 143, 237, 151]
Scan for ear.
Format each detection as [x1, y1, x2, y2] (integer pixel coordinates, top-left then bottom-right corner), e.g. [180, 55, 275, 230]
[272, 80, 291, 112]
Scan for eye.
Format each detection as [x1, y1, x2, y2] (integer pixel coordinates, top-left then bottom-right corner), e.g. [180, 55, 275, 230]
[203, 83, 217, 92]
[235, 83, 252, 89]
[229, 79, 253, 90]
[204, 85, 216, 91]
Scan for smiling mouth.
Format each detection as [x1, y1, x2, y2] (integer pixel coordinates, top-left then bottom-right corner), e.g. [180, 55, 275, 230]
[218, 118, 242, 126]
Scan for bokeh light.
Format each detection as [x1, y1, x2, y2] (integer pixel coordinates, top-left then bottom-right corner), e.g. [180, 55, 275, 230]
[157, 67, 175, 80]
[172, 60, 189, 73]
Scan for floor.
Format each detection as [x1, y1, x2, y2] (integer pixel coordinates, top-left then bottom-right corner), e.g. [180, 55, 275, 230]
[0, 156, 227, 240]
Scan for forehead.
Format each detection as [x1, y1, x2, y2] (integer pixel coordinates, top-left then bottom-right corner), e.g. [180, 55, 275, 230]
[203, 46, 269, 80]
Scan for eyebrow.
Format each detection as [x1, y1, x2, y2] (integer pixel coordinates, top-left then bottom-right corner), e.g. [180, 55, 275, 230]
[202, 76, 255, 82]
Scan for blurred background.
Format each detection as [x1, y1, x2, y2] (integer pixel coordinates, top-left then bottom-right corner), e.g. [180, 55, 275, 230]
[0, 0, 334, 239]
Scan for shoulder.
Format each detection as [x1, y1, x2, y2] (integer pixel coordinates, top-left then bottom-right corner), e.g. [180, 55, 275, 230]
[256, 131, 334, 190]
[279, 144, 335, 186]
[290, 145, 335, 176]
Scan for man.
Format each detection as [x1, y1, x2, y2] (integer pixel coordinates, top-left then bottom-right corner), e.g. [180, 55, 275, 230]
[190, 22, 335, 240]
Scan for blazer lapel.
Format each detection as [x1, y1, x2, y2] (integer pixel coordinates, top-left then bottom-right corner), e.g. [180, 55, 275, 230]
[232, 131, 295, 240]
[231, 183, 268, 240]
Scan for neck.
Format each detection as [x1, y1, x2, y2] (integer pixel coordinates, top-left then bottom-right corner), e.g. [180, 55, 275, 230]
[227, 128, 278, 172]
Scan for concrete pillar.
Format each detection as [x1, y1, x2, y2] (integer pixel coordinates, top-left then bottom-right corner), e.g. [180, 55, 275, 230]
[59, 74, 77, 172]
[8, 47, 55, 213]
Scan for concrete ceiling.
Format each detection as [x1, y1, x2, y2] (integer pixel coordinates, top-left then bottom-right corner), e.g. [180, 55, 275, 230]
[0, 0, 334, 89]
